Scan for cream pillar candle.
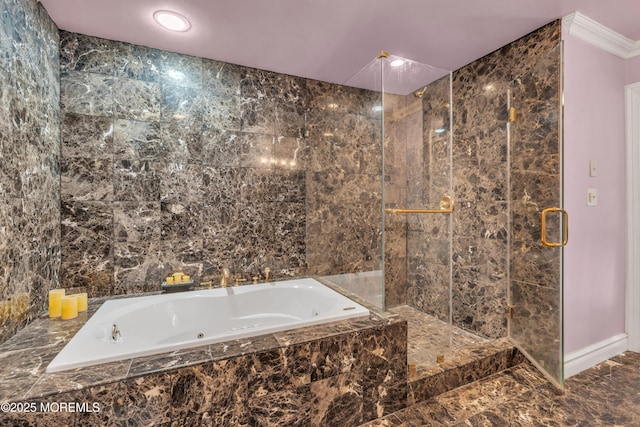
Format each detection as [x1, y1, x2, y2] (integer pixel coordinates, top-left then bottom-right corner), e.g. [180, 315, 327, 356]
[48, 289, 65, 318]
[61, 295, 78, 320]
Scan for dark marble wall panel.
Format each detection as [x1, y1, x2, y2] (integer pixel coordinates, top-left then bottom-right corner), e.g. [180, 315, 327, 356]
[305, 85, 383, 278]
[0, 0, 60, 344]
[59, 32, 382, 295]
[509, 38, 563, 374]
[397, 21, 561, 342]
[447, 21, 561, 339]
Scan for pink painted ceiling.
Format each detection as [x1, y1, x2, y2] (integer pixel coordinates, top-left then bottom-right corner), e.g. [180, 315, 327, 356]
[39, 0, 640, 86]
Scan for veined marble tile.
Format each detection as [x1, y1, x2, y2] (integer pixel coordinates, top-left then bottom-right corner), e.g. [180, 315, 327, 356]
[200, 127, 243, 167]
[61, 157, 114, 202]
[274, 135, 306, 170]
[248, 384, 311, 427]
[60, 200, 114, 296]
[202, 58, 242, 97]
[61, 113, 113, 159]
[59, 30, 115, 75]
[113, 201, 161, 243]
[112, 118, 163, 161]
[113, 160, 160, 202]
[201, 166, 244, 204]
[160, 51, 203, 88]
[306, 80, 379, 117]
[160, 116, 204, 163]
[113, 239, 203, 291]
[159, 162, 205, 203]
[27, 358, 131, 399]
[65, 381, 129, 426]
[238, 132, 275, 169]
[61, 71, 113, 116]
[114, 41, 161, 82]
[201, 89, 242, 131]
[240, 97, 275, 134]
[160, 83, 202, 123]
[160, 201, 202, 240]
[113, 77, 161, 121]
[310, 373, 363, 427]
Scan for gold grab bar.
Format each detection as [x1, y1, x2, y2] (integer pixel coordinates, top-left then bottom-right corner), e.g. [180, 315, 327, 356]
[385, 195, 454, 214]
[541, 207, 569, 247]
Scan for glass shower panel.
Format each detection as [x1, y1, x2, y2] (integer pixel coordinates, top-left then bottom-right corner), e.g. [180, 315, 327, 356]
[402, 72, 454, 366]
[338, 52, 455, 366]
[508, 43, 564, 388]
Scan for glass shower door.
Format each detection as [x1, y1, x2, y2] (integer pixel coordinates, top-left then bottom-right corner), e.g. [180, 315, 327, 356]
[508, 43, 565, 388]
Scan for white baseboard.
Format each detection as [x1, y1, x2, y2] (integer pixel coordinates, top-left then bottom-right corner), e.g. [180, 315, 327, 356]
[564, 333, 629, 378]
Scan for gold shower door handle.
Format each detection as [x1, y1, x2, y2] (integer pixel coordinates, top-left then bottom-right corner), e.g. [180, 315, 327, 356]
[541, 207, 568, 247]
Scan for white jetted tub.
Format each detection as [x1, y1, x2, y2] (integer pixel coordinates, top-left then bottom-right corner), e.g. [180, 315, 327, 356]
[46, 277, 369, 373]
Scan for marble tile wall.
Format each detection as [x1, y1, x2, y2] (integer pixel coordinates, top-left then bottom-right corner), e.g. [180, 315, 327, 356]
[398, 21, 561, 342]
[59, 31, 383, 296]
[305, 85, 383, 277]
[450, 21, 561, 339]
[509, 40, 563, 379]
[0, 0, 60, 344]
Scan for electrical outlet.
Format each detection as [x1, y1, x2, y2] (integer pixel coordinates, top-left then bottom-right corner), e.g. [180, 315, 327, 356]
[587, 188, 598, 206]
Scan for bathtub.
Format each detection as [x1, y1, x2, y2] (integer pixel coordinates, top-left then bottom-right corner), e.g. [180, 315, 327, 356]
[46, 277, 369, 373]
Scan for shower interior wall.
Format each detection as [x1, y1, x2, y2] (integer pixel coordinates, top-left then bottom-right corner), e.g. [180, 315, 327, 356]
[384, 20, 562, 344]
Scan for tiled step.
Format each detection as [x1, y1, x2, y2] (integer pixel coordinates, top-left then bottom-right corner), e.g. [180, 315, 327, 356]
[361, 361, 551, 426]
[408, 338, 525, 405]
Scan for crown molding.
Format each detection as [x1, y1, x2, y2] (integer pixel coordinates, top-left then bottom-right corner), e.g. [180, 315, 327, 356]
[562, 12, 640, 59]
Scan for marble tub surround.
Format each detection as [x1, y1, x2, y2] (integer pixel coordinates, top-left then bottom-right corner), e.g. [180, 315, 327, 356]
[0, 0, 61, 344]
[0, 292, 407, 426]
[59, 30, 384, 299]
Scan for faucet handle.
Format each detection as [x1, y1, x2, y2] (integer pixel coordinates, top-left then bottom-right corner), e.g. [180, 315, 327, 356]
[220, 267, 231, 288]
[264, 267, 271, 283]
[234, 277, 247, 287]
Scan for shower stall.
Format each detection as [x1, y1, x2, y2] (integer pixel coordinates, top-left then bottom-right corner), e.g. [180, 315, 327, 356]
[314, 41, 565, 388]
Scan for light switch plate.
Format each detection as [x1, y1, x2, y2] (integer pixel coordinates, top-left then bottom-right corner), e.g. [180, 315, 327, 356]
[589, 160, 597, 177]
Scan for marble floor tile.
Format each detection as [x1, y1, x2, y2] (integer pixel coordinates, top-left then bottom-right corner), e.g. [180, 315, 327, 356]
[359, 351, 640, 427]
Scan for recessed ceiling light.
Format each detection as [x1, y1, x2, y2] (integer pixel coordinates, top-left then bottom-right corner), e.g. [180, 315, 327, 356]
[390, 59, 405, 67]
[153, 10, 191, 32]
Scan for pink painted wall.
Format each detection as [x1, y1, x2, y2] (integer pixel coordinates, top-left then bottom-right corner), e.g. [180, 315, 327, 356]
[626, 56, 640, 84]
[562, 34, 627, 355]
